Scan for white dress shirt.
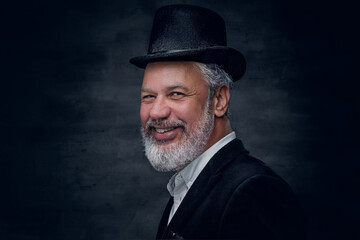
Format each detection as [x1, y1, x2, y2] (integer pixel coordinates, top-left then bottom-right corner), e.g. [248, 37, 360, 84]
[166, 131, 236, 224]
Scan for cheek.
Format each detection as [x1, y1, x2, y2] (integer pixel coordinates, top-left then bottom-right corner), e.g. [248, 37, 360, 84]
[173, 102, 205, 125]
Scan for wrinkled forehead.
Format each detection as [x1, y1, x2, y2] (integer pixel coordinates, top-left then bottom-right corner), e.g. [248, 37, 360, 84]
[142, 61, 207, 88]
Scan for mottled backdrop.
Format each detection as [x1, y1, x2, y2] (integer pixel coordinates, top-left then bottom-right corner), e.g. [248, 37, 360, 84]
[1, 0, 359, 239]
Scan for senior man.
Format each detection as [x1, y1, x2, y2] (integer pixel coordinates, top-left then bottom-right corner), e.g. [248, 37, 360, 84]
[130, 4, 305, 240]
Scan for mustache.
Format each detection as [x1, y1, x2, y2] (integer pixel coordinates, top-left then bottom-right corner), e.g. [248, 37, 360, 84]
[146, 119, 186, 130]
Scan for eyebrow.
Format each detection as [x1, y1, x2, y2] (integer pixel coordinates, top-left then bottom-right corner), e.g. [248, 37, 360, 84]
[141, 88, 154, 93]
[166, 85, 189, 92]
[141, 85, 190, 93]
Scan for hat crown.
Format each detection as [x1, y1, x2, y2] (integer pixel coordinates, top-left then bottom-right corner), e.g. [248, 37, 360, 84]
[148, 5, 227, 54]
[129, 4, 246, 81]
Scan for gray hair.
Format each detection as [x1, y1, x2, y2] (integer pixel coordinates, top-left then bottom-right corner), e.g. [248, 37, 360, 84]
[195, 63, 233, 116]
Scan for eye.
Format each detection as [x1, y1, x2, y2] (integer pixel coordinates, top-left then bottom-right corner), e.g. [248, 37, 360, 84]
[142, 94, 155, 102]
[170, 92, 185, 99]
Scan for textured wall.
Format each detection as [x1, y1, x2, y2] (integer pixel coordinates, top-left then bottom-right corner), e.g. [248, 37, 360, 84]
[1, 0, 359, 239]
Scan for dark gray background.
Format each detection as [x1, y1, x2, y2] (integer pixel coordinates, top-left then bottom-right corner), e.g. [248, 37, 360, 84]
[1, 0, 359, 239]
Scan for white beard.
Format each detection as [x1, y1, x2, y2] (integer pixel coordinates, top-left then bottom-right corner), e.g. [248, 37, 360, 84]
[141, 101, 214, 172]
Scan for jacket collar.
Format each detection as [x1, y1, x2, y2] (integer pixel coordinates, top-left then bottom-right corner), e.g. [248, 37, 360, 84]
[157, 138, 248, 239]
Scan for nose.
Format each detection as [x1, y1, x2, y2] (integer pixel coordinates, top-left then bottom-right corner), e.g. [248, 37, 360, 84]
[149, 96, 171, 120]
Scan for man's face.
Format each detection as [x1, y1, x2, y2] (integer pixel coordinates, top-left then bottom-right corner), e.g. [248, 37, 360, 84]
[140, 61, 214, 172]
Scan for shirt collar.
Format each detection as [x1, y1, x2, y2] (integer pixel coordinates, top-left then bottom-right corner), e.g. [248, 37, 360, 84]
[167, 131, 236, 196]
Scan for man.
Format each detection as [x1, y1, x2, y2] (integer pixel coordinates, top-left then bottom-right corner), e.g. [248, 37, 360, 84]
[130, 4, 305, 240]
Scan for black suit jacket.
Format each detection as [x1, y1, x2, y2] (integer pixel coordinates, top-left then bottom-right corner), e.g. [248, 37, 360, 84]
[156, 139, 306, 239]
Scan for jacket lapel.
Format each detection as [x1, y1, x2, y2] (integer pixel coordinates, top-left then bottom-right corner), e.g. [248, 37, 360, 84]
[160, 139, 248, 239]
[156, 197, 173, 239]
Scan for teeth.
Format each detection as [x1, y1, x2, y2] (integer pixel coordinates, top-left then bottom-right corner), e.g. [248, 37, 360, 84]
[155, 128, 174, 133]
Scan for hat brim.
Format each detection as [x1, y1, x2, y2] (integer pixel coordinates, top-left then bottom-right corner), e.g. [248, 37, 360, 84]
[129, 46, 246, 81]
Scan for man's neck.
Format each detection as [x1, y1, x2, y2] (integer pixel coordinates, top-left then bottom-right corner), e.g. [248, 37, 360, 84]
[176, 117, 232, 172]
[203, 116, 232, 154]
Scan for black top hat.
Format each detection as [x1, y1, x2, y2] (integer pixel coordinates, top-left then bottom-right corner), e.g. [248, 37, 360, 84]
[129, 4, 246, 81]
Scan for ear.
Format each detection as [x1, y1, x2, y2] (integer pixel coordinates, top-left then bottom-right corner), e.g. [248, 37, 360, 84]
[212, 84, 230, 118]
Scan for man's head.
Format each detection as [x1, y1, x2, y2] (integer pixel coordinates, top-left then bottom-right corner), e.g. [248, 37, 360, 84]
[130, 4, 246, 171]
[140, 61, 232, 172]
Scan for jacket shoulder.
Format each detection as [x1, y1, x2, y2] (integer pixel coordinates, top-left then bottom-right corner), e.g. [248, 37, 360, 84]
[216, 139, 282, 185]
[215, 145, 306, 239]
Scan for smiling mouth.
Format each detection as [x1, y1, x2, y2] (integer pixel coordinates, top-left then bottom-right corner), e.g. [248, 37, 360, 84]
[149, 126, 183, 142]
[154, 127, 176, 133]
[145, 119, 186, 142]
